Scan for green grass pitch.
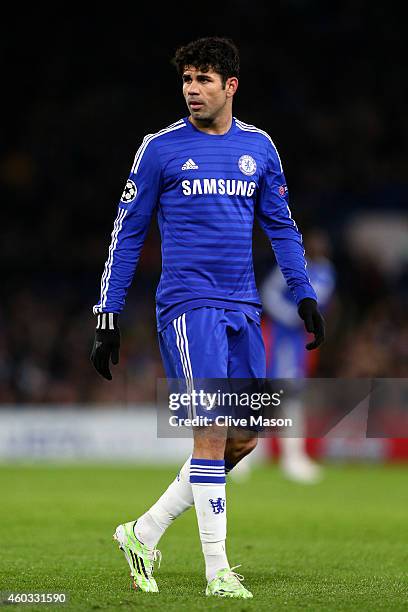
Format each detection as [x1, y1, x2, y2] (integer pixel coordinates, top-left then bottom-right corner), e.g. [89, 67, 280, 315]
[1, 463, 407, 611]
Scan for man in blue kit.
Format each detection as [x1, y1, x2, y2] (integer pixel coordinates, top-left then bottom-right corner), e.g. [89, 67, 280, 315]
[90, 37, 325, 599]
[261, 230, 336, 483]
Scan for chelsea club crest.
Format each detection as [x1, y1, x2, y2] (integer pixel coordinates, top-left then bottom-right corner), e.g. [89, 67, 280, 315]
[238, 155, 257, 176]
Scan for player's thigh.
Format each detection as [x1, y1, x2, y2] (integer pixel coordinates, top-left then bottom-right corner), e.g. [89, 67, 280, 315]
[159, 307, 229, 379]
[226, 313, 266, 435]
[227, 314, 266, 378]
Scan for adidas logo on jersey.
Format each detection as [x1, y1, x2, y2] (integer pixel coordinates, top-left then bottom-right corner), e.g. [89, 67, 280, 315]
[182, 158, 199, 170]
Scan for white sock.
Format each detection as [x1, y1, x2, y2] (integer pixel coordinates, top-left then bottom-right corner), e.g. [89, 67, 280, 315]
[190, 458, 229, 582]
[280, 436, 309, 462]
[279, 399, 310, 462]
[134, 455, 194, 549]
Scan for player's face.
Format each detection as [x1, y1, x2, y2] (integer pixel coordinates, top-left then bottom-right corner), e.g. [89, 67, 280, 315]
[182, 67, 236, 122]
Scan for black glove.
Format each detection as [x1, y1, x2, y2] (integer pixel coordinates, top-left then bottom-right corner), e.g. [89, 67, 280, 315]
[90, 313, 120, 380]
[298, 298, 325, 350]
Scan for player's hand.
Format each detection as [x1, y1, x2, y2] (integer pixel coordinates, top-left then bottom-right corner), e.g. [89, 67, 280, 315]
[297, 298, 325, 350]
[90, 313, 120, 380]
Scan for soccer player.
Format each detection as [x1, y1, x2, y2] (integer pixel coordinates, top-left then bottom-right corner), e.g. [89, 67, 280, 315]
[90, 37, 325, 599]
[261, 229, 336, 483]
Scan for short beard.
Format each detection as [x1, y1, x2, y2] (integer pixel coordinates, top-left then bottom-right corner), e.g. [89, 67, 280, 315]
[190, 102, 226, 126]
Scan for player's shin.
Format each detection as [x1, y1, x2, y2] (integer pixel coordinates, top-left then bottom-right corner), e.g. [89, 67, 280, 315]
[134, 455, 194, 548]
[190, 458, 229, 582]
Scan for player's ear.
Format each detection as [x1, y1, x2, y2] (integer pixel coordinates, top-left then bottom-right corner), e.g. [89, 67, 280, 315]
[226, 77, 238, 98]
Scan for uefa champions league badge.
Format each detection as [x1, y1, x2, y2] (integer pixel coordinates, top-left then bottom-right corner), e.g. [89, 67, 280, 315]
[120, 179, 137, 204]
[238, 154, 257, 176]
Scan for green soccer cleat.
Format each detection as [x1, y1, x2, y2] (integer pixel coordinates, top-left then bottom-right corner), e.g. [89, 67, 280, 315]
[206, 566, 253, 599]
[113, 521, 161, 593]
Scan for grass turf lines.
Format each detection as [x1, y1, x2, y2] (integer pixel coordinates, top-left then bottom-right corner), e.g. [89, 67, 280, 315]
[1, 463, 407, 611]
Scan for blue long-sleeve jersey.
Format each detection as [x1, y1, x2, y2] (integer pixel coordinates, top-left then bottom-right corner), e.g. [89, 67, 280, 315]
[93, 117, 317, 331]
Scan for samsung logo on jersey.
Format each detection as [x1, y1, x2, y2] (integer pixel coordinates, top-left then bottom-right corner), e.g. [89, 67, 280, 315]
[182, 178, 257, 197]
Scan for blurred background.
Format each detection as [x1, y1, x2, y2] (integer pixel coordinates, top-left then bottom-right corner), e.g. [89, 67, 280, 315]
[2, 9, 407, 609]
[1, 2, 407, 462]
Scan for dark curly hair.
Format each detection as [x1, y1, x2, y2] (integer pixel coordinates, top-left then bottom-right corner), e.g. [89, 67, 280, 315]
[172, 37, 240, 87]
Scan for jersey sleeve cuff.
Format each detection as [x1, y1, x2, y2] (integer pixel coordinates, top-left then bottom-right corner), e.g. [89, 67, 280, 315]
[294, 285, 318, 305]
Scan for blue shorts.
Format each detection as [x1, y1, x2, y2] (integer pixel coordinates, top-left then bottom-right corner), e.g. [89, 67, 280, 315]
[158, 307, 266, 426]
